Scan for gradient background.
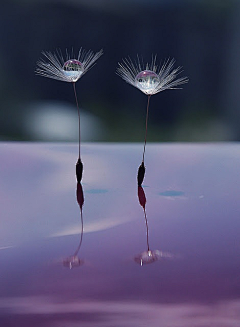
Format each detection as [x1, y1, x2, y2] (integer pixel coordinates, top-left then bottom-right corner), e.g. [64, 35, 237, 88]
[1, 0, 240, 142]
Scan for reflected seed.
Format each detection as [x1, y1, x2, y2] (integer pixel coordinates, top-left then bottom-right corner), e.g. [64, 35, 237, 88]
[63, 59, 83, 82]
[63, 255, 83, 269]
[134, 250, 159, 266]
[135, 70, 159, 94]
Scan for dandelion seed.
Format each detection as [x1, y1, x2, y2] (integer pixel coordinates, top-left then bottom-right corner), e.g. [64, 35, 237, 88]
[36, 48, 103, 182]
[116, 56, 188, 185]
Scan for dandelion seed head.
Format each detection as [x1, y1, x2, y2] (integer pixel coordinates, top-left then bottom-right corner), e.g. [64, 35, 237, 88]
[36, 48, 103, 83]
[135, 70, 160, 95]
[117, 56, 188, 95]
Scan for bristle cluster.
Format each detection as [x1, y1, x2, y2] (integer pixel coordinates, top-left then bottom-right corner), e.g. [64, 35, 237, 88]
[117, 56, 188, 95]
[36, 48, 103, 83]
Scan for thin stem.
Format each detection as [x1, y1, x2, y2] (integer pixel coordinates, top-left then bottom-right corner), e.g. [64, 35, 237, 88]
[143, 208, 150, 252]
[142, 95, 151, 164]
[72, 82, 81, 160]
[74, 207, 83, 256]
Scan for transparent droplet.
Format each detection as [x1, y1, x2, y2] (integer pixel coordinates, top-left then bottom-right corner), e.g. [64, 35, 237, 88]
[135, 70, 159, 94]
[63, 59, 83, 82]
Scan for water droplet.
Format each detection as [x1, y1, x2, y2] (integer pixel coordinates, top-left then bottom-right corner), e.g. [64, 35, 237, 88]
[64, 59, 83, 71]
[135, 70, 159, 94]
[63, 59, 83, 82]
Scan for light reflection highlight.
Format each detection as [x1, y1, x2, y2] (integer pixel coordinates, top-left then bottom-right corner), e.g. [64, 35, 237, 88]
[50, 216, 130, 237]
[0, 246, 14, 251]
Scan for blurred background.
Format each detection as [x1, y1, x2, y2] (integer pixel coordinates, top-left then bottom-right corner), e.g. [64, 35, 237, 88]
[1, 0, 240, 142]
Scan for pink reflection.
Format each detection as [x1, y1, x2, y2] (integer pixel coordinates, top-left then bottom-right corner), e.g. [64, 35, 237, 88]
[1, 296, 240, 326]
[63, 182, 84, 269]
[135, 186, 173, 266]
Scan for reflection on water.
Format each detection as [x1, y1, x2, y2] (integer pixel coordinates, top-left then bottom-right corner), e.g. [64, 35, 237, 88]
[76, 158, 83, 183]
[63, 182, 84, 269]
[137, 162, 145, 186]
[135, 186, 172, 266]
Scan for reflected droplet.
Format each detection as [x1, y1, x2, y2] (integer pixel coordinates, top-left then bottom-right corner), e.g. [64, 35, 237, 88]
[63, 255, 84, 269]
[135, 70, 159, 94]
[134, 250, 173, 266]
[63, 59, 83, 82]
[134, 250, 159, 266]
